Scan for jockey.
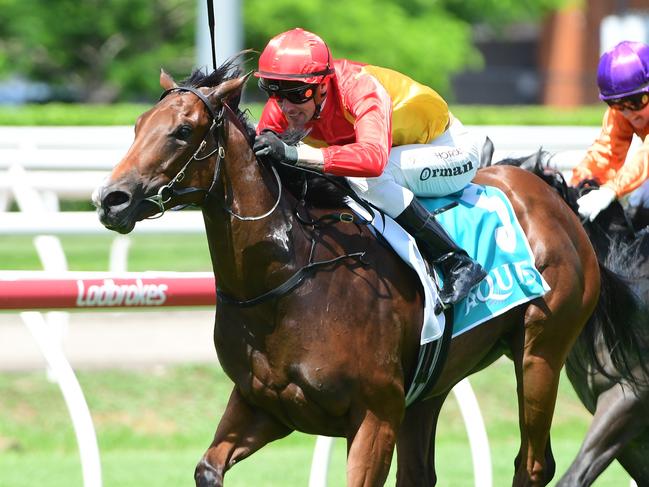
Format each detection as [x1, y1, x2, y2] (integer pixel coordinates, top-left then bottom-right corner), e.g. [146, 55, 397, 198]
[571, 40, 649, 222]
[253, 28, 486, 306]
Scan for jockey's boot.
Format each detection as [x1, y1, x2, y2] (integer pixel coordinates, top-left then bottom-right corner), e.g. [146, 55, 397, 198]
[395, 198, 487, 306]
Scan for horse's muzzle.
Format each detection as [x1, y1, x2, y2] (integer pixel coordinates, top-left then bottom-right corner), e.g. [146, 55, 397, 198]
[94, 183, 138, 234]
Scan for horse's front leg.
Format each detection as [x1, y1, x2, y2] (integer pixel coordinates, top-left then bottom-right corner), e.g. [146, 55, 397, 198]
[346, 407, 402, 487]
[195, 386, 291, 487]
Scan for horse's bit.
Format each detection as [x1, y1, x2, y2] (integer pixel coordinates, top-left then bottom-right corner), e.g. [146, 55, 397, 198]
[144, 85, 283, 221]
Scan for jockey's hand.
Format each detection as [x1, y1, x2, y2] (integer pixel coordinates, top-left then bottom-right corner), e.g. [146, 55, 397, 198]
[576, 187, 616, 222]
[253, 130, 298, 165]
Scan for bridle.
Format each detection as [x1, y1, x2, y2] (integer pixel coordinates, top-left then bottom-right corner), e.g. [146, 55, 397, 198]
[142, 84, 368, 308]
[144, 85, 283, 221]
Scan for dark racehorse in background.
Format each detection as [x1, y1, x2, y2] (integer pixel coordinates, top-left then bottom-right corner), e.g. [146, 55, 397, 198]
[93, 57, 603, 486]
[492, 151, 649, 486]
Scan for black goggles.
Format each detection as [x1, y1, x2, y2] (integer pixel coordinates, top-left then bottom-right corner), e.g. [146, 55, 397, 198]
[258, 79, 318, 104]
[605, 91, 649, 111]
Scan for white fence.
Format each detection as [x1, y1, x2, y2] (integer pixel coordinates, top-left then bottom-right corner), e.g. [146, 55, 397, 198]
[0, 209, 204, 235]
[0, 125, 602, 169]
[0, 124, 603, 212]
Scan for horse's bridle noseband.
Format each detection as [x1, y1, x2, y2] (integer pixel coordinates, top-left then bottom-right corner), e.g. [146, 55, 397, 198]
[144, 85, 283, 221]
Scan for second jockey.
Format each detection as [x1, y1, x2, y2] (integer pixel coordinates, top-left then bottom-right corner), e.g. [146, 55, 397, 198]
[571, 40, 649, 223]
[252, 28, 486, 306]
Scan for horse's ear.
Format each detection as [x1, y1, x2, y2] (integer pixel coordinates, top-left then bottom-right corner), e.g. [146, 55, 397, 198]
[208, 72, 252, 109]
[160, 69, 178, 90]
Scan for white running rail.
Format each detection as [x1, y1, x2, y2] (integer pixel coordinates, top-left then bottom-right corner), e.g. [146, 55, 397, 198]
[0, 125, 602, 211]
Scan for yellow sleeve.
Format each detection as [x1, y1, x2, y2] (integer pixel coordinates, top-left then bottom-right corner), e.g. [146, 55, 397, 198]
[361, 65, 448, 145]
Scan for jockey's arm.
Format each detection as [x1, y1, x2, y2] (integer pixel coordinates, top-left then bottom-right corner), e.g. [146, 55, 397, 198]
[317, 76, 393, 178]
[606, 136, 649, 197]
[571, 108, 633, 186]
[295, 144, 325, 172]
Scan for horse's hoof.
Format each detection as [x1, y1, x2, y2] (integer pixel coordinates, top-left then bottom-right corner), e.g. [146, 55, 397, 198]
[194, 460, 223, 487]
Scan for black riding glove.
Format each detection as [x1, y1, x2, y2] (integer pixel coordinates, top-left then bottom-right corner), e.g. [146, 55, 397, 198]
[253, 130, 299, 165]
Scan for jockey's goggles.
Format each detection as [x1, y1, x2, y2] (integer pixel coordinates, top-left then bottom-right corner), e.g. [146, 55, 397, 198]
[258, 79, 318, 104]
[605, 91, 649, 111]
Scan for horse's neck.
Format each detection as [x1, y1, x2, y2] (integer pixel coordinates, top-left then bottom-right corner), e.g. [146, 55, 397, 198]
[202, 150, 308, 298]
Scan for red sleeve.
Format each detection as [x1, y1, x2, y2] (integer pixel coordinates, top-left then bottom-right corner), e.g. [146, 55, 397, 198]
[322, 74, 392, 177]
[256, 100, 288, 135]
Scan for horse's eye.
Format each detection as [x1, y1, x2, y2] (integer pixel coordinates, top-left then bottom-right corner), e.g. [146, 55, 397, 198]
[175, 125, 193, 140]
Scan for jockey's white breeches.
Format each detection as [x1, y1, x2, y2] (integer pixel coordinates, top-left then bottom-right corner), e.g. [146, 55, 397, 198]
[347, 118, 482, 218]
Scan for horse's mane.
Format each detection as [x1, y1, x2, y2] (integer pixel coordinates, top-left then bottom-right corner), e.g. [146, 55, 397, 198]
[493, 151, 649, 386]
[492, 150, 583, 210]
[178, 54, 257, 144]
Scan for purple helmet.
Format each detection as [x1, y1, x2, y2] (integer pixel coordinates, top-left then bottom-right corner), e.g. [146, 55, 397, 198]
[597, 41, 649, 100]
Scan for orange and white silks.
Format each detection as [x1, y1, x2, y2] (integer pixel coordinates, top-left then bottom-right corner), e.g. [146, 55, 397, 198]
[571, 108, 649, 197]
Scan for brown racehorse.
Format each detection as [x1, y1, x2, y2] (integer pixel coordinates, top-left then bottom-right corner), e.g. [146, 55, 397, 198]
[93, 59, 600, 486]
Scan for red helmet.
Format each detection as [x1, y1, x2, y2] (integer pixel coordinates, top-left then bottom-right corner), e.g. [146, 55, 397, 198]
[255, 28, 334, 84]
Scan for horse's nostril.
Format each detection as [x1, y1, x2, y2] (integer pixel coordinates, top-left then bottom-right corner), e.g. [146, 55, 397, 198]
[103, 190, 130, 209]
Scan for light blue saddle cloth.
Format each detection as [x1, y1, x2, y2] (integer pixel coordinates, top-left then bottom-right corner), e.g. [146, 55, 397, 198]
[422, 183, 550, 336]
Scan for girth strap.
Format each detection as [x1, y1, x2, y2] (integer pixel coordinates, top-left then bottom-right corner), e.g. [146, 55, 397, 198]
[404, 306, 454, 407]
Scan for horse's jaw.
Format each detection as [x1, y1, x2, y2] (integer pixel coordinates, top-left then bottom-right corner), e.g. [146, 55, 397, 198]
[97, 205, 137, 234]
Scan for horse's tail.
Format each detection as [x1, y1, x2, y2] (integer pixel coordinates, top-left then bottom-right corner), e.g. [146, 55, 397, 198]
[568, 260, 649, 387]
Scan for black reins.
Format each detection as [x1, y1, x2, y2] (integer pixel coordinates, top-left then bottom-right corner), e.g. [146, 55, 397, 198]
[148, 83, 368, 307]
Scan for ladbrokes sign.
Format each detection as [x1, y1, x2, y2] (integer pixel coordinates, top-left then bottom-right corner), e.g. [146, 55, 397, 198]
[76, 279, 168, 307]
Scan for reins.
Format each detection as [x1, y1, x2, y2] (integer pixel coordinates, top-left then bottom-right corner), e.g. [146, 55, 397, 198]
[144, 86, 284, 222]
[214, 166, 374, 307]
[145, 83, 370, 308]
